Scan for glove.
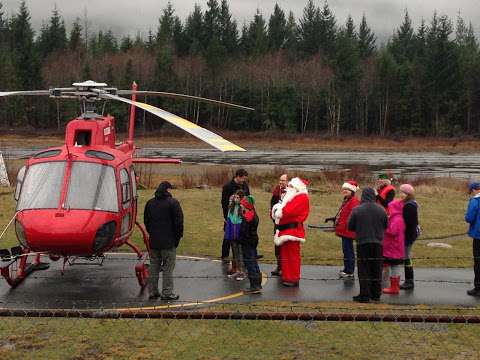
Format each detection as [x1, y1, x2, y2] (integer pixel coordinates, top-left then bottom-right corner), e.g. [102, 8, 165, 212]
[325, 217, 335, 223]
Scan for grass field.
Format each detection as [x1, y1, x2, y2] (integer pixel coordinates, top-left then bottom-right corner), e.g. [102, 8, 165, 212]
[0, 183, 472, 268]
[1, 308, 480, 359]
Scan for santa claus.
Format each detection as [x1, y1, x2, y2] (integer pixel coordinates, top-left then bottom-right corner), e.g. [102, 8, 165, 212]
[271, 177, 310, 287]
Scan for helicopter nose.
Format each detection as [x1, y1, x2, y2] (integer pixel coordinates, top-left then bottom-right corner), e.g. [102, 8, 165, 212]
[17, 210, 117, 255]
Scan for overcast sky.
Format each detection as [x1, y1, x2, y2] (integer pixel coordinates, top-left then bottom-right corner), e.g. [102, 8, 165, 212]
[2, 0, 480, 41]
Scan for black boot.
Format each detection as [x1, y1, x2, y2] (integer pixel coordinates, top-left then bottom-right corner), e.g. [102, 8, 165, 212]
[245, 276, 262, 294]
[271, 266, 281, 276]
[400, 266, 414, 290]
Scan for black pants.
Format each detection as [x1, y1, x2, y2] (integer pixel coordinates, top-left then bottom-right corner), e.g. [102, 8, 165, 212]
[242, 244, 261, 279]
[274, 245, 281, 268]
[222, 238, 230, 259]
[474, 239, 480, 289]
[357, 243, 383, 300]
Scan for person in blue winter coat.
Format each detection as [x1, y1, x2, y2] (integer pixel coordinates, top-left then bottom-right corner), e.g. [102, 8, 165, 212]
[465, 182, 480, 297]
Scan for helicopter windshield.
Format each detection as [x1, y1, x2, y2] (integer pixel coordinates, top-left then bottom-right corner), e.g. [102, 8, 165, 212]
[17, 162, 66, 211]
[65, 162, 118, 212]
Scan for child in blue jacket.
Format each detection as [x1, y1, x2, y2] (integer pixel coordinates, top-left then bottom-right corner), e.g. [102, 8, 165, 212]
[465, 182, 480, 296]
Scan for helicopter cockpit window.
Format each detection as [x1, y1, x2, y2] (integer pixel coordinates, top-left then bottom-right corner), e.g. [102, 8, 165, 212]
[14, 166, 26, 201]
[65, 162, 118, 212]
[85, 150, 114, 160]
[130, 167, 137, 199]
[74, 130, 91, 146]
[120, 169, 131, 209]
[16, 162, 66, 211]
[33, 150, 61, 159]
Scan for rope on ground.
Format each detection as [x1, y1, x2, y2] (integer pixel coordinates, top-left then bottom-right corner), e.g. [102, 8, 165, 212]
[0, 307, 479, 323]
[0, 211, 18, 242]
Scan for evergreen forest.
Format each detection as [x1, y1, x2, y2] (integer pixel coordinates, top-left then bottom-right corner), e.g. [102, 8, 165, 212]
[0, 0, 479, 137]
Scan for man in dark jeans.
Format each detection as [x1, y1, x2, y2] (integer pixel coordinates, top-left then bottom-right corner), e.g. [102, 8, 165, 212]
[221, 169, 250, 261]
[270, 174, 288, 276]
[348, 187, 388, 303]
[239, 196, 262, 293]
[465, 182, 480, 296]
[144, 181, 184, 301]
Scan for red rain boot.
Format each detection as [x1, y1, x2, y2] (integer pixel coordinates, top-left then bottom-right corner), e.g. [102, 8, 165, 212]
[383, 276, 400, 295]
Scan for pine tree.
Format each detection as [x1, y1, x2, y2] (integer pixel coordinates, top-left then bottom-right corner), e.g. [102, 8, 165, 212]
[358, 14, 376, 58]
[243, 10, 268, 57]
[268, 3, 287, 52]
[219, 0, 238, 53]
[10, 1, 40, 89]
[120, 36, 133, 52]
[284, 11, 298, 53]
[184, 4, 204, 55]
[69, 17, 83, 50]
[425, 13, 460, 134]
[298, 0, 321, 56]
[344, 15, 356, 40]
[99, 30, 118, 54]
[0, 1, 7, 47]
[318, 1, 337, 59]
[390, 10, 415, 63]
[455, 15, 478, 130]
[157, 1, 179, 48]
[203, 0, 221, 50]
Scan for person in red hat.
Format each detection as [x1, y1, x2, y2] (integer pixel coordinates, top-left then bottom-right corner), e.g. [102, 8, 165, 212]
[326, 180, 360, 279]
[271, 177, 310, 287]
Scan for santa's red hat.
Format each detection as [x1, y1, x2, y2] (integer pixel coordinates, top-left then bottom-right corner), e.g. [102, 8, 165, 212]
[342, 180, 359, 193]
[289, 177, 309, 192]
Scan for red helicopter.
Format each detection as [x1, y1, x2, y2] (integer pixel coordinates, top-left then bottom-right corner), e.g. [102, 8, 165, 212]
[0, 80, 251, 288]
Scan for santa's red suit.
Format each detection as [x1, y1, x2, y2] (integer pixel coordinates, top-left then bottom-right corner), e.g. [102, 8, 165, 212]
[271, 178, 310, 285]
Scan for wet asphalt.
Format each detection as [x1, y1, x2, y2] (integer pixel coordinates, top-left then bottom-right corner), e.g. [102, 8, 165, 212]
[0, 255, 479, 310]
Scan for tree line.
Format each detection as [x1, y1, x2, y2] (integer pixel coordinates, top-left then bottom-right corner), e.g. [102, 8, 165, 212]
[0, 0, 479, 136]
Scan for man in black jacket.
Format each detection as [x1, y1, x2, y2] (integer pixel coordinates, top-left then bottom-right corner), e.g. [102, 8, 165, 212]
[221, 169, 250, 261]
[144, 181, 184, 301]
[348, 187, 388, 303]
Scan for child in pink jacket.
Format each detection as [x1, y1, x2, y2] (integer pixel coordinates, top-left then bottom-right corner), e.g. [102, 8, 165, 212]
[383, 199, 406, 294]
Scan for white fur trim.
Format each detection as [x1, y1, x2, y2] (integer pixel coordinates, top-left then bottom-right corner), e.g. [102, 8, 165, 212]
[271, 203, 283, 220]
[289, 177, 307, 192]
[274, 188, 308, 221]
[274, 233, 306, 246]
[342, 182, 358, 193]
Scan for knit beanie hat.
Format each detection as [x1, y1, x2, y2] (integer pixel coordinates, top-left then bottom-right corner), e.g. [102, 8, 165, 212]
[241, 195, 256, 222]
[400, 184, 415, 196]
[240, 195, 255, 210]
[469, 182, 480, 192]
[342, 180, 359, 193]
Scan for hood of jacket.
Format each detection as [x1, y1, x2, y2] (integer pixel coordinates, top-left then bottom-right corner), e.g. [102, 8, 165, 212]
[361, 187, 376, 203]
[155, 182, 173, 200]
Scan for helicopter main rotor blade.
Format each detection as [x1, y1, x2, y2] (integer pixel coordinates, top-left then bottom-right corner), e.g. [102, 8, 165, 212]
[117, 90, 255, 112]
[100, 93, 246, 152]
[0, 90, 50, 97]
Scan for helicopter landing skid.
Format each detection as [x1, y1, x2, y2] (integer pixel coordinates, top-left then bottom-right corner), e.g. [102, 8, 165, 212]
[0, 252, 50, 288]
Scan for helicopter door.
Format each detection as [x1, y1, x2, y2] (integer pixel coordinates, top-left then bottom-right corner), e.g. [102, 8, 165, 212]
[119, 168, 132, 236]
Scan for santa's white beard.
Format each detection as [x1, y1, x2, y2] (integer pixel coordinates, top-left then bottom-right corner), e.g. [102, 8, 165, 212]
[282, 187, 298, 205]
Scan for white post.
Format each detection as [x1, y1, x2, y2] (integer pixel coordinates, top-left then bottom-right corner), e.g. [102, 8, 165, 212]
[0, 152, 10, 187]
